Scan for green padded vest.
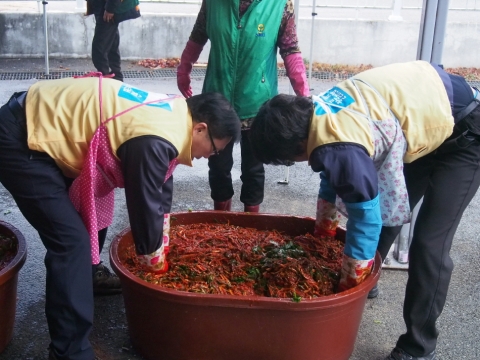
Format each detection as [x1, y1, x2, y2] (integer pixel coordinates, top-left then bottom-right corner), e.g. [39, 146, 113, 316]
[203, 0, 286, 119]
[115, 0, 139, 14]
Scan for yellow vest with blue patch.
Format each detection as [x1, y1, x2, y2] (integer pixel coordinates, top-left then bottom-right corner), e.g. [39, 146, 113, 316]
[25, 77, 193, 178]
[307, 61, 454, 163]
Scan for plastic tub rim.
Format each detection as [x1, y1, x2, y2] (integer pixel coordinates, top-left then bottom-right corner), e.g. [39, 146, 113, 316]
[0, 220, 27, 287]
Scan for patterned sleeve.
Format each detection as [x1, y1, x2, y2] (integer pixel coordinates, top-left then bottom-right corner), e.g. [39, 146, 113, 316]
[188, 0, 209, 46]
[278, 0, 302, 58]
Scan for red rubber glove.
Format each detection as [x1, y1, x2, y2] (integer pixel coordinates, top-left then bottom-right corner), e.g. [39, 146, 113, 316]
[313, 198, 341, 238]
[163, 213, 170, 254]
[337, 254, 374, 292]
[177, 40, 204, 98]
[284, 52, 309, 97]
[137, 242, 168, 274]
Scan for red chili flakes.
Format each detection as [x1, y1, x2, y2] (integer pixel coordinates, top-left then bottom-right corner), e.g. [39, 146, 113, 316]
[121, 223, 344, 301]
[136, 58, 180, 69]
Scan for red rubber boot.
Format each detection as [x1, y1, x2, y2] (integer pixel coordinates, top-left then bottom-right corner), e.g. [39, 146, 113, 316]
[214, 199, 232, 211]
[244, 204, 260, 213]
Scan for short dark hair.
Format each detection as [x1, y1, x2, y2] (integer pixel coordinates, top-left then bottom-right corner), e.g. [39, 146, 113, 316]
[186, 92, 241, 143]
[250, 94, 313, 165]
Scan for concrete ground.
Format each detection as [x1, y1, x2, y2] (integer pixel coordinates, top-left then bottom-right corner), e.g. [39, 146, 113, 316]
[0, 59, 479, 360]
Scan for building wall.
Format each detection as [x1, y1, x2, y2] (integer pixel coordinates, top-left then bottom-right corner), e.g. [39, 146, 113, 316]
[0, 12, 478, 67]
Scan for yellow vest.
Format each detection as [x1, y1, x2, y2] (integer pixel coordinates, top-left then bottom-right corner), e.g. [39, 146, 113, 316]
[25, 77, 193, 178]
[307, 61, 454, 163]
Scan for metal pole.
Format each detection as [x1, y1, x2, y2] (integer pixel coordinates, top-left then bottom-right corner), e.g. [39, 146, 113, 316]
[431, 0, 450, 65]
[277, 167, 290, 185]
[288, 0, 301, 97]
[400, 0, 448, 265]
[293, 0, 300, 56]
[393, 223, 410, 264]
[278, 0, 301, 185]
[389, 0, 403, 21]
[75, 0, 86, 12]
[42, 1, 49, 75]
[308, 0, 317, 90]
[408, 198, 423, 248]
[417, 0, 439, 61]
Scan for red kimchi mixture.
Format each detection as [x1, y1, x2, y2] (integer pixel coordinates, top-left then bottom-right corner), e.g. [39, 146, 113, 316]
[121, 223, 345, 301]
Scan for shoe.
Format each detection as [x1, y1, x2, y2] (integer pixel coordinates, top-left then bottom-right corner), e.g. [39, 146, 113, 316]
[49, 348, 58, 360]
[49, 347, 95, 360]
[367, 284, 379, 298]
[214, 199, 232, 211]
[93, 263, 122, 296]
[108, 71, 123, 82]
[385, 347, 437, 360]
[244, 204, 260, 213]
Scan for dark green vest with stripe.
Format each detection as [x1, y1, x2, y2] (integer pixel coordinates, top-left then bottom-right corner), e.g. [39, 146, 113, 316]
[116, 0, 139, 14]
[203, 0, 286, 119]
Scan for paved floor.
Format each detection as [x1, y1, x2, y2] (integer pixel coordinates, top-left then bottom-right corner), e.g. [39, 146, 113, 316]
[0, 59, 479, 360]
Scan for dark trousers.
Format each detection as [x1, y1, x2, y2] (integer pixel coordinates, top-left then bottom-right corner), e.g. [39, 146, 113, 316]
[376, 105, 480, 356]
[208, 129, 265, 206]
[0, 102, 95, 360]
[91, 15, 123, 82]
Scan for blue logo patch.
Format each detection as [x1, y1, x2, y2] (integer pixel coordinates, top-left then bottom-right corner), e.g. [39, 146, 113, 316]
[313, 87, 355, 116]
[118, 85, 173, 111]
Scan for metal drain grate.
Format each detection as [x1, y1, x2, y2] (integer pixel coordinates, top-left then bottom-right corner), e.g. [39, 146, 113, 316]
[0, 69, 182, 81]
[0, 68, 353, 81]
[1, 68, 478, 88]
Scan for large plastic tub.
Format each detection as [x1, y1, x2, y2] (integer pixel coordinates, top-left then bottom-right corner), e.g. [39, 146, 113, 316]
[0, 221, 27, 353]
[110, 211, 380, 360]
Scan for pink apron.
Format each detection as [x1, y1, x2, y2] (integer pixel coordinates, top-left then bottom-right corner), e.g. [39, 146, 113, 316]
[69, 73, 179, 264]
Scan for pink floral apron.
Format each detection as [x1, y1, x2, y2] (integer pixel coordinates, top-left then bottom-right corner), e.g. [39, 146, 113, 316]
[350, 78, 410, 226]
[69, 73, 179, 264]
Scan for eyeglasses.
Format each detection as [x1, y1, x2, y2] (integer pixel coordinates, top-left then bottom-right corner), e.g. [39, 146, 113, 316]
[207, 126, 220, 156]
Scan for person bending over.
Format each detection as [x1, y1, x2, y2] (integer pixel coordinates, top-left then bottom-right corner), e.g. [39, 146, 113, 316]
[0, 75, 240, 360]
[249, 60, 479, 360]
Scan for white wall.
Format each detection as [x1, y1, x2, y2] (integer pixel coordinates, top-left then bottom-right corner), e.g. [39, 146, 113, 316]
[0, 12, 478, 68]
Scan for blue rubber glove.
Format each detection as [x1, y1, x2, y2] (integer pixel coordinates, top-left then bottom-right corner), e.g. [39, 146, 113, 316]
[343, 195, 382, 261]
